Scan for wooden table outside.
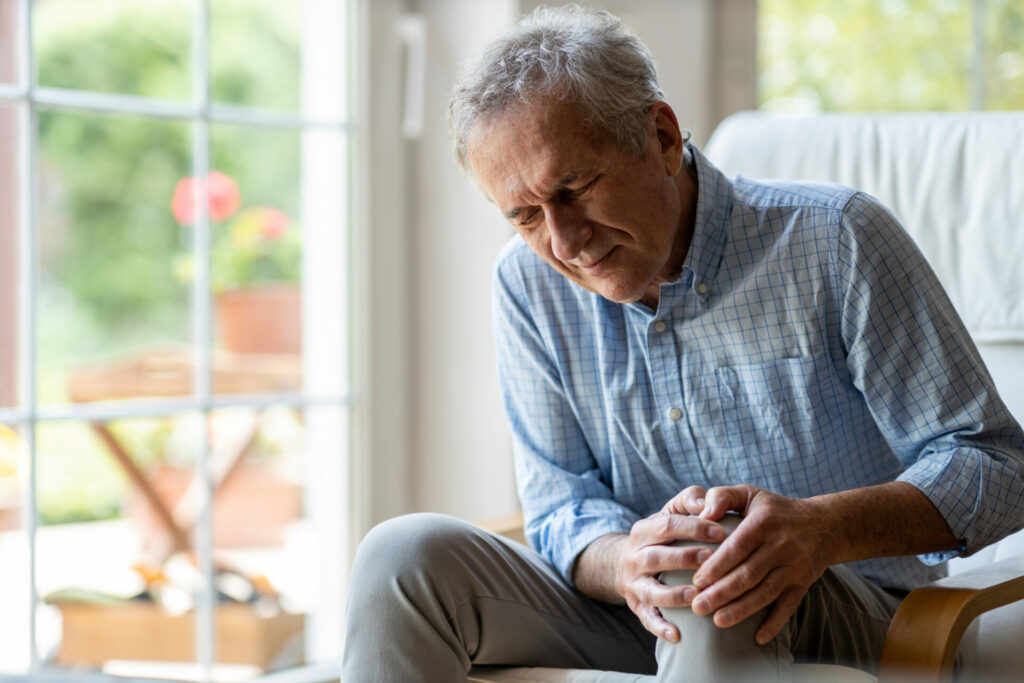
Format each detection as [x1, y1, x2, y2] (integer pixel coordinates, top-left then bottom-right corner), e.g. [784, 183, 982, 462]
[67, 346, 302, 559]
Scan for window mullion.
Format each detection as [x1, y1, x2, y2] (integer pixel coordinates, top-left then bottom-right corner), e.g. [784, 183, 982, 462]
[190, 0, 217, 676]
[970, 0, 988, 110]
[17, 0, 39, 673]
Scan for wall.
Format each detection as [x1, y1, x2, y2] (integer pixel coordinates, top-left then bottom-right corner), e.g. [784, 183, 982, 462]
[408, 0, 520, 522]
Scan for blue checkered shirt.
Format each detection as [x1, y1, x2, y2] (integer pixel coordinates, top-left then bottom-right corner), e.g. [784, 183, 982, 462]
[492, 145, 1024, 592]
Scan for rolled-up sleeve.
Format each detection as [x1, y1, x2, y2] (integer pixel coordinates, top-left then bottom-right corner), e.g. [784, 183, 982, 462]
[492, 243, 640, 584]
[835, 193, 1024, 562]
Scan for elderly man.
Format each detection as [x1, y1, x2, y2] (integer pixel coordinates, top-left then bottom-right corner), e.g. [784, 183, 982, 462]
[342, 6, 1024, 681]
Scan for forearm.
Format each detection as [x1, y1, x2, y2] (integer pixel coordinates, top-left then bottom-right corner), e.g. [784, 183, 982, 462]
[810, 481, 961, 566]
[571, 532, 630, 603]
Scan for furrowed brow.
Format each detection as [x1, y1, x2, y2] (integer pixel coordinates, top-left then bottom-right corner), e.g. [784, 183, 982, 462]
[503, 169, 583, 221]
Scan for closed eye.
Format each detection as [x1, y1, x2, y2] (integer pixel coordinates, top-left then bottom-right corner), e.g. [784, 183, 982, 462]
[514, 208, 541, 229]
[560, 174, 601, 203]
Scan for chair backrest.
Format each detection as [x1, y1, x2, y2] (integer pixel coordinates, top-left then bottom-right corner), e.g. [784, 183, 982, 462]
[705, 112, 1024, 675]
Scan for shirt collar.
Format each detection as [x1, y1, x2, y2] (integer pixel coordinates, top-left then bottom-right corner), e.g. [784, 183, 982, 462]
[681, 143, 733, 302]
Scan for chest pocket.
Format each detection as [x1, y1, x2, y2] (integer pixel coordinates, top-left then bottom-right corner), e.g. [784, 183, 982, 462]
[686, 353, 839, 489]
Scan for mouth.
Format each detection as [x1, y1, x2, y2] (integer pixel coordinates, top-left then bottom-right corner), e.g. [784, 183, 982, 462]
[577, 247, 616, 274]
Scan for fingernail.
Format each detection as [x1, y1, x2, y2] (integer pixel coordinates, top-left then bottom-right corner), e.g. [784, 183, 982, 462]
[696, 548, 711, 563]
[717, 609, 733, 627]
[682, 587, 695, 602]
[663, 627, 677, 642]
[756, 630, 771, 646]
[693, 574, 708, 590]
[692, 597, 708, 614]
[695, 497, 705, 508]
[708, 525, 725, 541]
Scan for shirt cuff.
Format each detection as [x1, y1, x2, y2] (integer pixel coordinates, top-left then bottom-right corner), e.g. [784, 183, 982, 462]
[896, 454, 973, 564]
[536, 497, 641, 586]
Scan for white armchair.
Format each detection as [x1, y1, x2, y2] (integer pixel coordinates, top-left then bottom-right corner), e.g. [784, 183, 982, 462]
[469, 112, 1024, 683]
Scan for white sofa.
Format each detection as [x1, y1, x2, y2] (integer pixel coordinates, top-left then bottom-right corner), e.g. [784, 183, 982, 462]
[469, 112, 1024, 682]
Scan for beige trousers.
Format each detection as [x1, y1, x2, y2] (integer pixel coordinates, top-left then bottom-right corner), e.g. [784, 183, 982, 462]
[341, 513, 902, 682]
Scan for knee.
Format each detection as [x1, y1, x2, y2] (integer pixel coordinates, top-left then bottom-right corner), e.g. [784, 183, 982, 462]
[349, 512, 477, 597]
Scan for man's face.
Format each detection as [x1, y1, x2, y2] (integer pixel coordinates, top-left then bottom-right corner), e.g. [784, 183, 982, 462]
[467, 98, 693, 308]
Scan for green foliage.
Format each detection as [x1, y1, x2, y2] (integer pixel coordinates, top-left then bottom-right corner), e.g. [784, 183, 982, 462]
[32, 0, 302, 524]
[759, 0, 1024, 112]
[986, 0, 1024, 109]
[36, 0, 301, 349]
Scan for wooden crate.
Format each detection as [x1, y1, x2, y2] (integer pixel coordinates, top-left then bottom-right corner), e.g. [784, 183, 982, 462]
[54, 602, 304, 670]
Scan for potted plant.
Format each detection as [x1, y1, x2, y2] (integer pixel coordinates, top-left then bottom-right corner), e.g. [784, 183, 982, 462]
[171, 171, 301, 355]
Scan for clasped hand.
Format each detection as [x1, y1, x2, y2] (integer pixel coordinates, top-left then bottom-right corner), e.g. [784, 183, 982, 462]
[615, 484, 835, 645]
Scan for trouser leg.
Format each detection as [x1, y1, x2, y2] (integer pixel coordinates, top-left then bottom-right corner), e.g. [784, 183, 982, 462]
[341, 512, 656, 683]
[655, 564, 902, 681]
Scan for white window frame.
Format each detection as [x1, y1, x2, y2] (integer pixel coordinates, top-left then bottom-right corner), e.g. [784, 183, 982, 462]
[0, 0, 362, 680]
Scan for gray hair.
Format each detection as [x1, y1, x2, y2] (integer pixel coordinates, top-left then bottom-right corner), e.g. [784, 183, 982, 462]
[449, 4, 669, 172]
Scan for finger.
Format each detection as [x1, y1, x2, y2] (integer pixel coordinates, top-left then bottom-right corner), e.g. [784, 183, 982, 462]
[692, 522, 762, 590]
[636, 543, 714, 576]
[634, 576, 696, 609]
[692, 543, 776, 615]
[700, 485, 754, 520]
[706, 567, 789, 628]
[660, 486, 708, 516]
[634, 603, 680, 642]
[755, 585, 805, 645]
[633, 513, 726, 546]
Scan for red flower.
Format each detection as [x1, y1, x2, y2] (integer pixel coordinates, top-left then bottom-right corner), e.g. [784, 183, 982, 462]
[171, 171, 241, 225]
[256, 206, 289, 239]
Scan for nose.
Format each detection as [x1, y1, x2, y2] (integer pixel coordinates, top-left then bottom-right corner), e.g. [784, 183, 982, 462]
[545, 204, 591, 262]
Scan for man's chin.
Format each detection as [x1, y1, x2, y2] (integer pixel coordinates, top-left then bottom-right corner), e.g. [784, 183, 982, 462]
[590, 280, 647, 305]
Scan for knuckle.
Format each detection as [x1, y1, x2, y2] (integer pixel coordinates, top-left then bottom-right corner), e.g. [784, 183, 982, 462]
[638, 547, 659, 573]
[734, 564, 758, 587]
[654, 515, 674, 539]
[684, 485, 706, 498]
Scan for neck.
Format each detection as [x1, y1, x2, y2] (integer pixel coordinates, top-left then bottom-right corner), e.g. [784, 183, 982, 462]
[638, 155, 699, 311]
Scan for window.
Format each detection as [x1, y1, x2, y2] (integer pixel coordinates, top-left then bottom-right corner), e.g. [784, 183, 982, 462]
[0, 0, 357, 680]
[759, 0, 1024, 112]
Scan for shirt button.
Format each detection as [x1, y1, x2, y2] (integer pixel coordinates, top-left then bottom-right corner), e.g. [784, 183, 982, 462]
[696, 282, 709, 295]
[654, 321, 667, 333]
[668, 407, 683, 421]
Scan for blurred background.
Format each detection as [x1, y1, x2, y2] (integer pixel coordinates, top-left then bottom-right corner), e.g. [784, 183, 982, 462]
[0, 0, 1021, 681]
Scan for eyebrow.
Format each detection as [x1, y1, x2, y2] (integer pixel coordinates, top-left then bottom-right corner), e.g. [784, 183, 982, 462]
[503, 169, 583, 221]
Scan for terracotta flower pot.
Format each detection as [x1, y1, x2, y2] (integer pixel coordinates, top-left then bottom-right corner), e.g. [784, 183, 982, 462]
[216, 284, 301, 355]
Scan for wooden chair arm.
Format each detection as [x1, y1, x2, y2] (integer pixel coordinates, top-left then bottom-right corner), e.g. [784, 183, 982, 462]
[879, 554, 1024, 683]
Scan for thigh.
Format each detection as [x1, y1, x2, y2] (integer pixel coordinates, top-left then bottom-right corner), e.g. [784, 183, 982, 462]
[350, 512, 657, 674]
[788, 565, 903, 675]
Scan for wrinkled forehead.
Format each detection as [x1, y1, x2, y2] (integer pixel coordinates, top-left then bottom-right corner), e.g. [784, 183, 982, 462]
[466, 99, 609, 197]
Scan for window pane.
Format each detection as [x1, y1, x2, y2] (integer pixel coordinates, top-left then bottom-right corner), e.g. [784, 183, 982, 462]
[35, 0, 193, 101]
[36, 415, 200, 674]
[209, 124, 303, 394]
[211, 0, 301, 111]
[987, 0, 1024, 109]
[0, 103, 19, 410]
[0, 424, 29, 675]
[758, 0, 972, 112]
[38, 110, 193, 406]
[210, 404, 347, 670]
[0, 0, 19, 87]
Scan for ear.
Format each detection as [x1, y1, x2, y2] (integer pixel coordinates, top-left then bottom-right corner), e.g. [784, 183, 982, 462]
[650, 101, 685, 176]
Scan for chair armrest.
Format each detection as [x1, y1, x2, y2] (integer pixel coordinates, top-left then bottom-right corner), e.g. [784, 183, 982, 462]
[477, 511, 527, 546]
[879, 554, 1024, 683]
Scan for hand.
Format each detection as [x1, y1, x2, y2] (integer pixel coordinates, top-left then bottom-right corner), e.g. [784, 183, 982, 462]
[614, 486, 728, 642]
[662, 484, 835, 645]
